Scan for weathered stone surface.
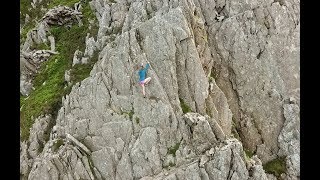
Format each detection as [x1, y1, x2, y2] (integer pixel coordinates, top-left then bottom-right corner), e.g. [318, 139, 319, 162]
[27, 115, 52, 158]
[278, 103, 300, 179]
[248, 155, 269, 180]
[21, 0, 299, 179]
[41, 5, 83, 26]
[20, 141, 31, 178]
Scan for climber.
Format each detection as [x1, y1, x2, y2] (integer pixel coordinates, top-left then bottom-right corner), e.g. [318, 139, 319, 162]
[138, 61, 152, 98]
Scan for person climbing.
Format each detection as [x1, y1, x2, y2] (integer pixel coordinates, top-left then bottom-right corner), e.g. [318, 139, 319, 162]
[138, 61, 152, 98]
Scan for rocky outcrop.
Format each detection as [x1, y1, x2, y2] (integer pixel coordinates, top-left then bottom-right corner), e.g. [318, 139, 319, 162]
[20, 115, 53, 179]
[41, 5, 83, 26]
[22, 112, 270, 180]
[20, 0, 300, 179]
[20, 5, 83, 96]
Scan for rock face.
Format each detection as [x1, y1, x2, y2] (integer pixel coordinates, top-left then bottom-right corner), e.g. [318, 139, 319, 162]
[20, 0, 300, 179]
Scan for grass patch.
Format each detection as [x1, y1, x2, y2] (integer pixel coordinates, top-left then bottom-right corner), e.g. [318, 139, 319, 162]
[20, 0, 98, 141]
[263, 157, 287, 177]
[179, 98, 192, 113]
[30, 42, 50, 50]
[20, 0, 51, 25]
[20, 23, 36, 44]
[20, 54, 68, 140]
[168, 142, 180, 157]
[47, 0, 80, 9]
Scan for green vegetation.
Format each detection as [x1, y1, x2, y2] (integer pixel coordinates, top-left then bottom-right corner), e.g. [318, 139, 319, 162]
[47, 0, 80, 9]
[31, 42, 50, 50]
[244, 149, 254, 158]
[168, 142, 180, 157]
[52, 138, 64, 152]
[20, 0, 51, 26]
[135, 117, 140, 124]
[121, 110, 134, 121]
[179, 98, 192, 113]
[20, 0, 99, 141]
[263, 157, 287, 177]
[20, 23, 36, 43]
[20, 55, 69, 140]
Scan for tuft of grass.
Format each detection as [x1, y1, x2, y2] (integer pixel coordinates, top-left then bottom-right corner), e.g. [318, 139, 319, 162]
[121, 109, 134, 121]
[179, 98, 192, 113]
[168, 142, 180, 157]
[263, 157, 287, 177]
[244, 149, 254, 158]
[135, 117, 140, 124]
[52, 138, 64, 152]
[209, 68, 217, 82]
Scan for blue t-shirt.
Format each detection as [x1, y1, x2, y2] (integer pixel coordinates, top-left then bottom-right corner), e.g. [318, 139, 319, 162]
[138, 63, 150, 82]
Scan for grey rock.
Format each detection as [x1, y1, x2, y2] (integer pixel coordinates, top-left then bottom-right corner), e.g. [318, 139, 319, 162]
[66, 133, 91, 155]
[82, 34, 97, 61]
[27, 115, 52, 158]
[163, 154, 176, 168]
[64, 69, 71, 84]
[91, 147, 116, 179]
[248, 155, 268, 180]
[42, 5, 83, 26]
[20, 75, 33, 96]
[72, 49, 83, 66]
[20, 141, 31, 178]
[48, 35, 55, 51]
[21, 0, 299, 179]
[266, 173, 277, 180]
[278, 104, 300, 179]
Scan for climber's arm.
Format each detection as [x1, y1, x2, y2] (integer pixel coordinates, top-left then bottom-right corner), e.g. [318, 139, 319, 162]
[144, 63, 150, 71]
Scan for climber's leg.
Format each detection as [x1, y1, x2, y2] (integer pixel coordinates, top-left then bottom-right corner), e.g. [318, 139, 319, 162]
[141, 84, 146, 97]
[139, 80, 146, 97]
[144, 77, 151, 85]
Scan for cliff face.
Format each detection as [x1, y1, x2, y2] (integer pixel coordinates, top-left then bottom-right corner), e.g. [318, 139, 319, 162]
[20, 0, 299, 179]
